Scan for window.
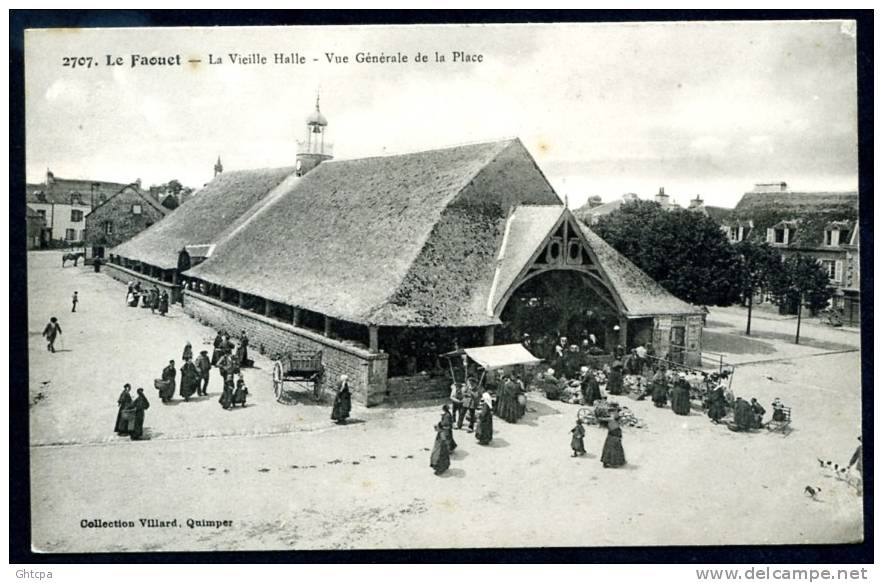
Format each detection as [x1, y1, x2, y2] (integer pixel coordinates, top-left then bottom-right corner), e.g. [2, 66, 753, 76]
[825, 229, 840, 247]
[820, 259, 843, 282]
[64, 228, 76, 241]
[70, 209, 84, 222]
[774, 228, 786, 244]
[104, 221, 114, 235]
[729, 226, 745, 242]
[70, 194, 82, 205]
[131, 204, 142, 215]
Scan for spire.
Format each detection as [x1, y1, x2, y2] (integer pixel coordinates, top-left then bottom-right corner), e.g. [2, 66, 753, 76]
[214, 156, 223, 177]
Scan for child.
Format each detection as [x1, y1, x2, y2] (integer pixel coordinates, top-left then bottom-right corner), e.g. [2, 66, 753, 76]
[570, 417, 586, 457]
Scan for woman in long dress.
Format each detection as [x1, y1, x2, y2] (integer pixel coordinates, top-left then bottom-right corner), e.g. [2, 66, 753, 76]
[651, 369, 669, 408]
[219, 377, 234, 410]
[601, 415, 626, 468]
[158, 361, 176, 403]
[182, 341, 193, 362]
[570, 418, 586, 457]
[440, 405, 457, 451]
[430, 424, 451, 475]
[179, 358, 200, 402]
[331, 375, 352, 424]
[670, 379, 692, 415]
[211, 332, 224, 366]
[582, 368, 604, 403]
[707, 384, 728, 423]
[233, 377, 249, 407]
[732, 397, 754, 431]
[129, 388, 150, 440]
[475, 391, 494, 445]
[114, 384, 133, 435]
[496, 377, 520, 424]
[605, 362, 624, 396]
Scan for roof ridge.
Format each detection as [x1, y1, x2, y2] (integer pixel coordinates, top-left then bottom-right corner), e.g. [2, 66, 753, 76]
[321, 137, 517, 165]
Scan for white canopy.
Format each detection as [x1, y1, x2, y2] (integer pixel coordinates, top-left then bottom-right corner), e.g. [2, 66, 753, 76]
[459, 343, 542, 371]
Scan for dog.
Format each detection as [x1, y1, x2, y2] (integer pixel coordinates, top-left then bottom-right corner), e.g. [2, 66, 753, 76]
[804, 485, 822, 500]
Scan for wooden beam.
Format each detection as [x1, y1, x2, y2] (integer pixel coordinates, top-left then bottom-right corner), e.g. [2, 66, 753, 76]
[619, 316, 628, 348]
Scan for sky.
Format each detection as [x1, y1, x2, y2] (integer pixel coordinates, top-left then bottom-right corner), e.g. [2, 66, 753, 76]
[25, 21, 858, 209]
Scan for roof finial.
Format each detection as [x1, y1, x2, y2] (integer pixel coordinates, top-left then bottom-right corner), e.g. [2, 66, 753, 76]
[315, 90, 321, 112]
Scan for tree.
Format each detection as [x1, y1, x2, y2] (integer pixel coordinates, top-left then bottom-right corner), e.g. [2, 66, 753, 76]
[769, 254, 833, 344]
[592, 200, 742, 306]
[734, 240, 781, 335]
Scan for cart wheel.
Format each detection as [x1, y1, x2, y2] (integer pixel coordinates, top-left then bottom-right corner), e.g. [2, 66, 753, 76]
[273, 361, 283, 401]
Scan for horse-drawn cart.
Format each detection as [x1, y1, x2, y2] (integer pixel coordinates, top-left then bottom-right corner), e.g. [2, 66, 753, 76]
[272, 350, 324, 403]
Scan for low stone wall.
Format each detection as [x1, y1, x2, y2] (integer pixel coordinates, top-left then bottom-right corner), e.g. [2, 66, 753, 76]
[182, 290, 389, 406]
[104, 263, 181, 302]
[386, 374, 452, 404]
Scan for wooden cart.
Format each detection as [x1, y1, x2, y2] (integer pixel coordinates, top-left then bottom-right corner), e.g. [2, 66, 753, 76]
[272, 350, 324, 403]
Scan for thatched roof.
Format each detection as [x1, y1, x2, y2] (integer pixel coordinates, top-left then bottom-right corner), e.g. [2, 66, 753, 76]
[111, 167, 296, 269]
[187, 139, 562, 326]
[576, 221, 703, 317]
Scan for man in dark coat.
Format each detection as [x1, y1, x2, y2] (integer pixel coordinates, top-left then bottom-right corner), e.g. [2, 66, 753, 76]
[179, 358, 200, 401]
[460, 378, 478, 431]
[159, 360, 176, 403]
[331, 374, 352, 424]
[115, 384, 133, 435]
[129, 388, 150, 440]
[195, 350, 211, 396]
[42, 317, 62, 352]
[217, 352, 233, 384]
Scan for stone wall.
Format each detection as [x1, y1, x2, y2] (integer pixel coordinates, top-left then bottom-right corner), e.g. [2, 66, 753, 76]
[182, 290, 389, 406]
[386, 374, 451, 404]
[104, 262, 181, 302]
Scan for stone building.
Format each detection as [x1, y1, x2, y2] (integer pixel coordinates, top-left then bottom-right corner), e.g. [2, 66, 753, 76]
[84, 184, 170, 260]
[26, 171, 134, 245]
[108, 106, 703, 406]
[26, 206, 47, 249]
[728, 183, 860, 325]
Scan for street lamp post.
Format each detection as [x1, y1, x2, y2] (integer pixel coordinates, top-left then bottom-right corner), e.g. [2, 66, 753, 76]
[794, 291, 804, 345]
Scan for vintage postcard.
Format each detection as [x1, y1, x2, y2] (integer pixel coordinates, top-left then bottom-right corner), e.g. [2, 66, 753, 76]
[23, 20, 864, 553]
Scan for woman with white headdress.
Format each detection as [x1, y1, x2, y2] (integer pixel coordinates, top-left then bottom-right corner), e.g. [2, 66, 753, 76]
[475, 388, 494, 445]
[331, 374, 352, 424]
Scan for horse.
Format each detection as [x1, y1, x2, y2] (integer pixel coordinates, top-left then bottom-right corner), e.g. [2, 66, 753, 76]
[62, 252, 84, 267]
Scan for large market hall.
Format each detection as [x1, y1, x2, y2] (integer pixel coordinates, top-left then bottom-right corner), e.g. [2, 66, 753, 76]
[108, 106, 704, 406]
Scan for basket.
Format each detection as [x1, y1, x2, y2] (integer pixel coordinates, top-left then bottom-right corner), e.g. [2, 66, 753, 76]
[154, 378, 172, 392]
[517, 394, 527, 406]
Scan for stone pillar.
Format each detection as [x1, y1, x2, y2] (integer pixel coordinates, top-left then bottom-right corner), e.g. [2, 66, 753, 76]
[618, 316, 628, 348]
[369, 326, 379, 353]
[324, 316, 332, 337]
[484, 325, 495, 346]
[238, 293, 246, 309]
[291, 308, 301, 327]
[220, 287, 228, 303]
[263, 300, 272, 317]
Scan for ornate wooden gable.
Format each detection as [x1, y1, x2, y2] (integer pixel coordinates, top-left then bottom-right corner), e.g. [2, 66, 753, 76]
[492, 210, 625, 317]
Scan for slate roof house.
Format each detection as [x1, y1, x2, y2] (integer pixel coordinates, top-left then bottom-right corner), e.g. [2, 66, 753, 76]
[729, 183, 861, 325]
[26, 171, 135, 245]
[84, 184, 170, 260]
[108, 107, 704, 405]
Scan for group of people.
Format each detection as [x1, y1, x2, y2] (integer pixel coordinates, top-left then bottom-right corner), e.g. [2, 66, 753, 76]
[430, 388, 495, 475]
[113, 384, 151, 440]
[646, 366, 693, 416]
[570, 415, 627, 468]
[126, 281, 169, 316]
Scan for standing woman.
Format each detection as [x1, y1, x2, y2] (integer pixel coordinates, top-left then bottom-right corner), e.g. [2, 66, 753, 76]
[158, 291, 169, 316]
[211, 331, 225, 366]
[430, 423, 451, 475]
[706, 383, 728, 424]
[671, 378, 692, 416]
[129, 388, 150, 440]
[182, 341, 193, 362]
[475, 390, 494, 445]
[179, 357, 200, 402]
[115, 384, 133, 435]
[219, 376, 235, 410]
[330, 374, 352, 424]
[651, 367, 669, 408]
[158, 360, 176, 403]
[440, 404, 457, 452]
[605, 361, 624, 396]
[601, 414, 627, 468]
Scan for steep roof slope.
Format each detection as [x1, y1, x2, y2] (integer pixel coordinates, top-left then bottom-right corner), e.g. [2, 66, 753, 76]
[186, 139, 561, 326]
[111, 167, 296, 268]
[733, 191, 858, 247]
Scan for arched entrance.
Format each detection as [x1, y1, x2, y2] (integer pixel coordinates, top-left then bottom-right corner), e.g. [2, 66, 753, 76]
[498, 269, 621, 362]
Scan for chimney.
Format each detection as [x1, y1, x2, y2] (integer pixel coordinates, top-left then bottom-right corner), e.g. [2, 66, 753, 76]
[753, 182, 788, 193]
[688, 195, 704, 210]
[655, 187, 670, 207]
[46, 169, 55, 185]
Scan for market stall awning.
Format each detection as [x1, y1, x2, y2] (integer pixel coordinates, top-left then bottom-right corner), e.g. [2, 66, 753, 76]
[444, 343, 542, 371]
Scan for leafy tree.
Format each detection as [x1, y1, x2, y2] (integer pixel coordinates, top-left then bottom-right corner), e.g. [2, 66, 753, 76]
[769, 253, 833, 344]
[592, 200, 742, 306]
[734, 240, 781, 335]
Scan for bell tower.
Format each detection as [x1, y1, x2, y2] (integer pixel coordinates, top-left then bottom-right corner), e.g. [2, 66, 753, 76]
[296, 94, 333, 177]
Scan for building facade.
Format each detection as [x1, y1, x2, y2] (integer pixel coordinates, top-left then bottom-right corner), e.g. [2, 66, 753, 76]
[26, 171, 135, 246]
[84, 184, 170, 259]
[26, 206, 47, 249]
[728, 183, 860, 325]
